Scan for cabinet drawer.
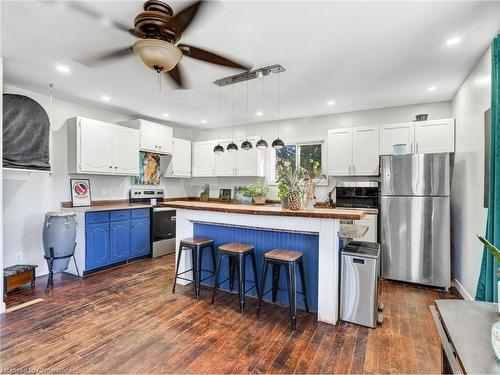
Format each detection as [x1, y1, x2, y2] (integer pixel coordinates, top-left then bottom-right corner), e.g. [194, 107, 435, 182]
[86, 211, 109, 224]
[110, 210, 131, 222]
[131, 208, 150, 219]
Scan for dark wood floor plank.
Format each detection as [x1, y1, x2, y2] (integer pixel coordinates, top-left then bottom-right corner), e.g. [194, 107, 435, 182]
[1, 255, 459, 374]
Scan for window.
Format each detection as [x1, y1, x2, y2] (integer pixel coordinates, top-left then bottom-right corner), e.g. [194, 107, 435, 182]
[271, 142, 326, 183]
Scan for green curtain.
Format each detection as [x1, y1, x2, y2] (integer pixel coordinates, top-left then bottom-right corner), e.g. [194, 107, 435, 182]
[476, 36, 500, 302]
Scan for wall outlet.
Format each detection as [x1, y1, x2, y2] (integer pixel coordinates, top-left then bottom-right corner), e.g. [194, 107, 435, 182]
[15, 252, 22, 262]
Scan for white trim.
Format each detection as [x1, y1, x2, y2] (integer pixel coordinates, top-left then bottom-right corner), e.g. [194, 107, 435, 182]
[454, 278, 474, 301]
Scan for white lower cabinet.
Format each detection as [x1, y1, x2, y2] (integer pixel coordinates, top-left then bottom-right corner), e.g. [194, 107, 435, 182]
[68, 117, 139, 176]
[191, 139, 265, 177]
[192, 141, 216, 177]
[327, 126, 379, 176]
[165, 137, 191, 178]
[354, 214, 378, 242]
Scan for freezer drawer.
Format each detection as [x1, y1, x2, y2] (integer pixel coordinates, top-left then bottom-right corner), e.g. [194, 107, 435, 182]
[380, 196, 450, 288]
[380, 153, 450, 196]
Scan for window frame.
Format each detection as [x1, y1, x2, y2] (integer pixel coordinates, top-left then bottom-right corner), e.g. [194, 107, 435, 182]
[269, 139, 328, 186]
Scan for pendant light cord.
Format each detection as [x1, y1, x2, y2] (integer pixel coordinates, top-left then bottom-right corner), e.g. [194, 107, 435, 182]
[246, 77, 249, 139]
[260, 76, 264, 139]
[218, 86, 222, 142]
[277, 72, 281, 139]
[231, 84, 235, 141]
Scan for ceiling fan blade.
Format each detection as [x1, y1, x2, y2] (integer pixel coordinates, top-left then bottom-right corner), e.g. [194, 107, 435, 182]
[173, 1, 204, 34]
[166, 64, 186, 89]
[178, 44, 251, 70]
[67, 2, 142, 38]
[76, 46, 134, 67]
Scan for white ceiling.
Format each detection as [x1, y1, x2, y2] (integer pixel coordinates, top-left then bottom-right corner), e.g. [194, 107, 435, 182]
[2, 1, 500, 129]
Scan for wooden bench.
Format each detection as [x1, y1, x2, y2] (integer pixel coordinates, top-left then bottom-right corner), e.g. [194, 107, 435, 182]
[3, 265, 37, 295]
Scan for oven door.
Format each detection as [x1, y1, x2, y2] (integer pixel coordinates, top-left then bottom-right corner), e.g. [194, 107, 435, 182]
[152, 208, 176, 257]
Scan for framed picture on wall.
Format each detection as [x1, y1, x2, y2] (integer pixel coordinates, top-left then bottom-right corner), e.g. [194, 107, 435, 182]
[70, 178, 92, 207]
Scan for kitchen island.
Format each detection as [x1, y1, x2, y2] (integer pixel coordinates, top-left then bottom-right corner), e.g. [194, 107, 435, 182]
[162, 200, 365, 325]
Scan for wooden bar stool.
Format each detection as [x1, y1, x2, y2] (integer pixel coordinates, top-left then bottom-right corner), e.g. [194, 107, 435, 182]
[172, 237, 216, 299]
[212, 242, 260, 314]
[257, 249, 309, 330]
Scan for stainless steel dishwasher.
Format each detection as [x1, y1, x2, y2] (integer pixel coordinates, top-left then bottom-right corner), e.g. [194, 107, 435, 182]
[340, 241, 382, 328]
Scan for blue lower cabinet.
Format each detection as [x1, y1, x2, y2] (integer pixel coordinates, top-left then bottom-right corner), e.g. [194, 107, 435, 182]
[85, 222, 110, 270]
[85, 209, 150, 272]
[110, 220, 131, 262]
[130, 218, 150, 258]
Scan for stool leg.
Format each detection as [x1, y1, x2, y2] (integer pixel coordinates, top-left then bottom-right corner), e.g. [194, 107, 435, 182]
[192, 245, 202, 299]
[73, 255, 81, 278]
[172, 243, 184, 294]
[250, 251, 260, 299]
[46, 258, 54, 291]
[212, 252, 222, 304]
[286, 262, 297, 330]
[210, 243, 217, 284]
[228, 256, 236, 292]
[271, 263, 281, 303]
[237, 254, 246, 314]
[298, 258, 309, 313]
[257, 259, 269, 317]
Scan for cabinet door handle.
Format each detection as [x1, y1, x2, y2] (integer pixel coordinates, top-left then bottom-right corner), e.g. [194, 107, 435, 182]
[410, 141, 414, 153]
[416, 141, 419, 153]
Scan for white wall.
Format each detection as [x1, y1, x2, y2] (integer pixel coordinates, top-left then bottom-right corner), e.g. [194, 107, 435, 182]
[2, 84, 192, 276]
[451, 47, 492, 300]
[188, 101, 452, 202]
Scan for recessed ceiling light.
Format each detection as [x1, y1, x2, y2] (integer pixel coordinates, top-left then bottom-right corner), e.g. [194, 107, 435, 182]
[427, 86, 437, 92]
[101, 95, 111, 101]
[256, 111, 263, 116]
[201, 119, 207, 124]
[446, 37, 461, 46]
[163, 113, 170, 118]
[327, 100, 335, 106]
[56, 64, 70, 74]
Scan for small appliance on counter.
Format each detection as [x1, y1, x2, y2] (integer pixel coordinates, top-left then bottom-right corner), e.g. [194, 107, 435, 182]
[335, 181, 379, 209]
[129, 188, 176, 258]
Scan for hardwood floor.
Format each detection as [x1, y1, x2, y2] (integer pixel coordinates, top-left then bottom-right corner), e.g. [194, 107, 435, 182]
[1, 254, 459, 374]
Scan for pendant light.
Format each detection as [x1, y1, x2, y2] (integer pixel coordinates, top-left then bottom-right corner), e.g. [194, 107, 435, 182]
[256, 76, 268, 150]
[213, 86, 225, 154]
[272, 72, 284, 149]
[241, 76, 253, 150]
[227, 84, 238, 152]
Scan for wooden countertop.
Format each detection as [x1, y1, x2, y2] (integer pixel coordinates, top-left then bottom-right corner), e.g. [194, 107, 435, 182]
[161, 200, 365, 220]
[62, 203, 152, 212]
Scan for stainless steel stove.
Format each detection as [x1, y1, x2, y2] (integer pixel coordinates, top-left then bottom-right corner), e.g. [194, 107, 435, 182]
[129, 188, 176, 258]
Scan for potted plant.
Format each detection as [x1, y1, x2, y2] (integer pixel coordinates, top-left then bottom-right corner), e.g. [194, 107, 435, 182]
[477, 235, 500, 359]
[276, 161, 305, 211]
[243, 182, 269, 205]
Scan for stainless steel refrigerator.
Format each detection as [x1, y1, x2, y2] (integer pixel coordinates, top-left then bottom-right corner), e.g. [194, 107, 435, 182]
[380, 153, 451, 289]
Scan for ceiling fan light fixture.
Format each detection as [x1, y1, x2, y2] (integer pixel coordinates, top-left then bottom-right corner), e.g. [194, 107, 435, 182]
[133, 39, 182, 72]
[227, 142, 238, 152]
[272, 138, 284, 149]
[256, 139, 268, 150]
[213, 143, 224, 155]
[241, 139, 253, 150]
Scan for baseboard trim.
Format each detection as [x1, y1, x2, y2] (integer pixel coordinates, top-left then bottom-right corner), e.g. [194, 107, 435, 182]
[454, 278, 474, 301]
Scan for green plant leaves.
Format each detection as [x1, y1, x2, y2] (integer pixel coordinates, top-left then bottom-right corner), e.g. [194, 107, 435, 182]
[477, 235, 500, 264]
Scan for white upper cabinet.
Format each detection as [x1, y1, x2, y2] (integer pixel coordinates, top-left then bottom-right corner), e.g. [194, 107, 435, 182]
[113, 126, 139, 175]
[68, 117, 139, 176]
[191, 141, 216, 177]
[414, 118, 455, 153]
[235, 138, 265, 177]
[191, 138, 265, 177]
[379, 122, 415, 155]
[157, 124, 174, 154]
[215, 142, 236, 176]
[327, 128, 353, 176]
[165, 137, 191, 178]
[78, 118, 113, 173]
[379, 118, 455, 155]
[123, 119, 173, 154]
[352, 126, 380, 175]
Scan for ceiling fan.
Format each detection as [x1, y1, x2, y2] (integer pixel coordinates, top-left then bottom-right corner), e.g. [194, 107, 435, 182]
[72, 0, 252, 88]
